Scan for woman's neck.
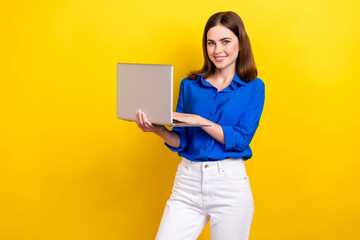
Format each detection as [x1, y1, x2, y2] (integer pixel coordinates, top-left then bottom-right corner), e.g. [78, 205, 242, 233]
[211, 67, 236, 83]
[204, 67, 236, 92]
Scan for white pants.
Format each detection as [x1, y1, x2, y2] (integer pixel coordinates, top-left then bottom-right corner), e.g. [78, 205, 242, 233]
[155, 157, 254, 240]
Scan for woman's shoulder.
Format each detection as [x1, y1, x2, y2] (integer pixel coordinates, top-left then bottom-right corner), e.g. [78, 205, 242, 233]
[248, 77, 264, 87]
[244, 77, 265, 96]
[179, 76, 199, 86]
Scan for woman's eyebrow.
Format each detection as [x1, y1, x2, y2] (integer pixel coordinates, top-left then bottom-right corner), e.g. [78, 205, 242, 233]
[207, 37, 232, 41]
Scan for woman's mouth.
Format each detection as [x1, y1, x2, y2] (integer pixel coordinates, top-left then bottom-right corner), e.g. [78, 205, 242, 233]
[214, 56, 226, 62]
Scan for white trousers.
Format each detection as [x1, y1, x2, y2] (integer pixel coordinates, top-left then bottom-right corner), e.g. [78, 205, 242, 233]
[155, 157, 254, 240]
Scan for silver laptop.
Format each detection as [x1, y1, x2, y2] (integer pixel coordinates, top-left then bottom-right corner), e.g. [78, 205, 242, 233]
[117, 63, 209, 127]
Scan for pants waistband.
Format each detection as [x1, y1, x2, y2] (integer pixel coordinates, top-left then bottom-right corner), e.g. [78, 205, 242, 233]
[181, 157, 245, 172]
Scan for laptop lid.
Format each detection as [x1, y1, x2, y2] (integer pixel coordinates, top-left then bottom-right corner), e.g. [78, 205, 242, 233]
[117, 63, 210, 127]
[117, 63, 173, 125]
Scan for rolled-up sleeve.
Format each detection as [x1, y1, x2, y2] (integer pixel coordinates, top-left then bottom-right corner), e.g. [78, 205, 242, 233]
[165, 128, 188, 152]
[165, 80, 189, 152]
[222, 82, 265, 151]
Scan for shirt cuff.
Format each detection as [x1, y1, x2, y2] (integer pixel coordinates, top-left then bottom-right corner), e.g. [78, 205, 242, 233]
[164, 130, 187, 152]
[222, 125, 236, 150]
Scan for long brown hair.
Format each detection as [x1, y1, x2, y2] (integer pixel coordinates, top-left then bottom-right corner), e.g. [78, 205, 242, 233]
[188, 11, 257, 82]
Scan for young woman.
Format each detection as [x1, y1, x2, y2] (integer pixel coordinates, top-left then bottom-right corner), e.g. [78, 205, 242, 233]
[136, 11, 265, 240]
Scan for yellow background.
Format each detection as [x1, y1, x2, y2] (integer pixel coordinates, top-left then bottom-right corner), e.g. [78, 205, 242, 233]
[1, 0, 360, 239]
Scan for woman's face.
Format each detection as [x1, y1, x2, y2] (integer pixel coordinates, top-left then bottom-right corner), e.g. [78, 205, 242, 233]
[206, 24, 239, 72]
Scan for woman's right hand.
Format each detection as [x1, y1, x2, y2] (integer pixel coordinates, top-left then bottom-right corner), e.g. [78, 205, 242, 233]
[136, 109, 181, 148]
[135, 109, 167, 135]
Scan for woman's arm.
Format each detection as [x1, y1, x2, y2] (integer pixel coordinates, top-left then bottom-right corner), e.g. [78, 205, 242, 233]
[173, 81, 265, 149]
[200, 119, 225, 144]
[172, 112, 225, 144]
[136, 110, 180, 148]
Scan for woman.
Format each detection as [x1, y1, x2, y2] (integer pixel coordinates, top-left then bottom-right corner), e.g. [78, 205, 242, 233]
[136, 11, 265, 240]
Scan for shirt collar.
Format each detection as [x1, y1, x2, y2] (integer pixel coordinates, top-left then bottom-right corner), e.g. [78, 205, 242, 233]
[193, 73, 247, 90]
[231, 73, 247, 86]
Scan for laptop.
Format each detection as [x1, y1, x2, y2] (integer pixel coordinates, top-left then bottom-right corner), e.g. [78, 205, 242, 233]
[117, 63, 209, 127]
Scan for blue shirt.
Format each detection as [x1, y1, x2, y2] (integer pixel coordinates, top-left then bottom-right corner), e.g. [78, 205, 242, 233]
[165, 74, 265, 162]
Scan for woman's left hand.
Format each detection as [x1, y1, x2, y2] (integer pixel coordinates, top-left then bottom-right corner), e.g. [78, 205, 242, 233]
[173, 112, 204, 125]
[174, 112, 224, 143]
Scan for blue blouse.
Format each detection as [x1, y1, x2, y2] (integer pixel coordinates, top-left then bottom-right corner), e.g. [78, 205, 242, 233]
[165, 74, 265, 162]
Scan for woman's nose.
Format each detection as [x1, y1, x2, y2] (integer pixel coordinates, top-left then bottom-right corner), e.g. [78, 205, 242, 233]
[214, 44, 223, 54]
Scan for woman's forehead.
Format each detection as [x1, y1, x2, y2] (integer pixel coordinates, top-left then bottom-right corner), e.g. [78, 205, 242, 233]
[207, 25, 237, 40]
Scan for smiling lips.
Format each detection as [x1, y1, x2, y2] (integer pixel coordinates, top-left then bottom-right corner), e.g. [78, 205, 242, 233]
[214, 56, 226, 62]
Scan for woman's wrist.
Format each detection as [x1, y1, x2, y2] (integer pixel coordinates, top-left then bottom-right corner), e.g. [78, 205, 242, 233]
[153, 125, 168, 137]
[199, 116, 211, 126]
[154, 126, 180, 148]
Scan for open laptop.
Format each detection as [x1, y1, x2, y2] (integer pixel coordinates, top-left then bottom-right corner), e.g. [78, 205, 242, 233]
[117, 63, 209, 127]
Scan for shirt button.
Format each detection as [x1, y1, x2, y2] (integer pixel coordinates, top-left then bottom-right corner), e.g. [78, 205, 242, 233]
[204, 165, 209, 168]
[210, 113, 213, 116]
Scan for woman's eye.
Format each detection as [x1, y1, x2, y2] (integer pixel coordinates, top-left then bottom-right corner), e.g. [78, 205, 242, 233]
[208, 42, 215, 45]
[223, 40, 230, 44]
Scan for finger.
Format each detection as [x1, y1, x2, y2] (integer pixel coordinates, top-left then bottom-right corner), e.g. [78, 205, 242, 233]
[143, 115, 154, 130]
[138, 110, 144, 126]
[141, 112, 152, 131]
[136, 111, 144, 128]
[173, 112, 184, 120]
[135, 118, 145, 131]
[142, 121, 153, 132]
[136, 110, 153, 132]
[142, 111, 150, 122]
[144, 119, 153, 129]
[143, 113, 152, 125]
[173, 114, 183, 121]
[135, 110, 141, 125]
[142, 111, 151, 126]
[173, 113, 179, 120]
[143, 112, 151, 122]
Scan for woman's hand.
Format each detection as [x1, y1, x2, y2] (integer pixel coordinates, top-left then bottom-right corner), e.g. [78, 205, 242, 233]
[135, 109, 167, 134]
[135, 109, 181, 148]
[174, 112, 225, 144]
[173, 112, 204, 125]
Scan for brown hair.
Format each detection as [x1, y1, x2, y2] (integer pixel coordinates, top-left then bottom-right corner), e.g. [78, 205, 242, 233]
[188, 11, 257, 82]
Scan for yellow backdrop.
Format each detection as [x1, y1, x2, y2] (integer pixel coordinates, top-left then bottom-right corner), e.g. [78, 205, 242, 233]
[1, 0, 360, 239]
